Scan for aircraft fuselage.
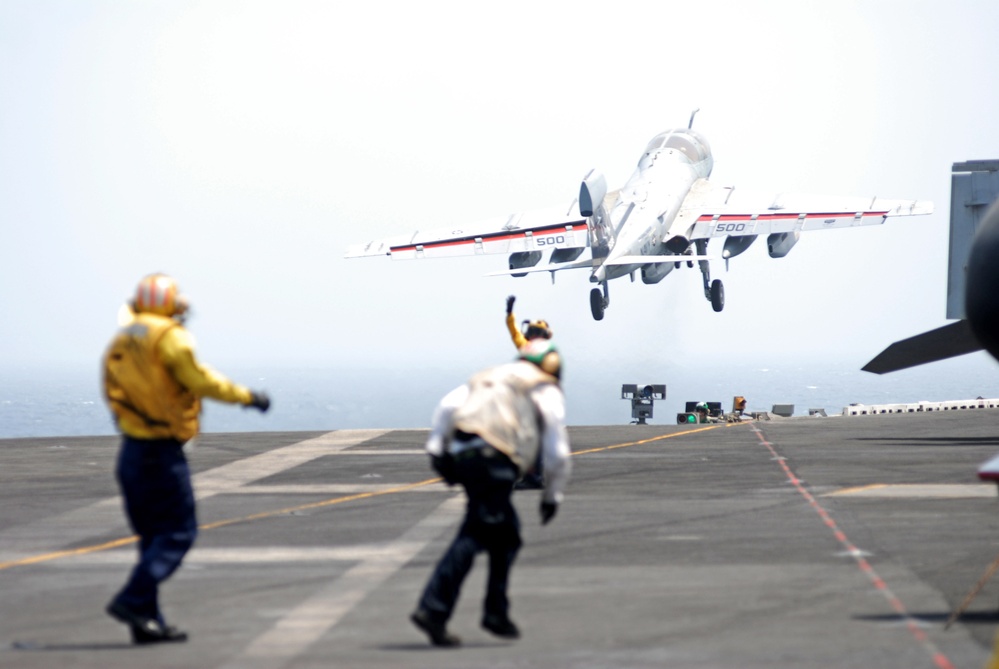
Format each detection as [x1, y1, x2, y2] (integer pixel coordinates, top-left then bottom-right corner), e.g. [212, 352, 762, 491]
[591, 129, 714, 283]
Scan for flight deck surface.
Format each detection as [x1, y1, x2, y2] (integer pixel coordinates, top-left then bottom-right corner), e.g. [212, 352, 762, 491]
[2, 412, 999, 668]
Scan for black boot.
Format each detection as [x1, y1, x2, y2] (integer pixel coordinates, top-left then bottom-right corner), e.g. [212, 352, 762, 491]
[410, 609, 460, 647]
[482, 613, 520, 639]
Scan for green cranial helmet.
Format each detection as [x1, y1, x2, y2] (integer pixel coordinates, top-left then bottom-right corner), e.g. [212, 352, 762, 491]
[518, 339, 562, 380]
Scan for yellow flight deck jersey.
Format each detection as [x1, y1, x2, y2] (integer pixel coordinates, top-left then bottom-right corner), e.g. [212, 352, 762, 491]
[103, 312, 253, 442]
[988, 633, 999, 669]
[505, 313, 528, 350]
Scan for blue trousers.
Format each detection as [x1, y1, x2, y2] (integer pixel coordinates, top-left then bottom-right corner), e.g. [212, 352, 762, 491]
[418, 449, 522, 623]
[111, 436, 197, 623]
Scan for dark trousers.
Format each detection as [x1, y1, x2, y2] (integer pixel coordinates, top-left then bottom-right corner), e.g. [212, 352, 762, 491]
[111, 436, 198, 623]
[418, 448, 522, 623]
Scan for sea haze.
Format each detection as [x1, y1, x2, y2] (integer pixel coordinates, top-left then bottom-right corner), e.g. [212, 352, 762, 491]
[2, 353, 999, 439]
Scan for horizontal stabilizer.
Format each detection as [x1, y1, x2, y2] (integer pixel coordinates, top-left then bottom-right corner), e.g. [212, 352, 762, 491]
[485, 258, 597, 277]
[603, 255, 712, 266]
[862, 320, 981, 374]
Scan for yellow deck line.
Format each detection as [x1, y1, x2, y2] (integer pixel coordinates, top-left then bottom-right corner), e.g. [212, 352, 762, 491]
[825, 483, 889, 496]
[823, 483, 995, 498]
[573, 423, 727, 455]
[0, 478, 442, 571]
[2, 424, 730, 571]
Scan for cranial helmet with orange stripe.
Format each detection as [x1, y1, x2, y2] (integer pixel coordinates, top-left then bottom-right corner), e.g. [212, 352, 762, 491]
[132, 273, 189, 318]
[521, 319, 552, 340]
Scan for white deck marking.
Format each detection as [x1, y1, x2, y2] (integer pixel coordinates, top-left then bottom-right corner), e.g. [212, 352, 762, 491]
[336, 449, 425, 455]
[0, 429, 389, 555]
[2, 542, 448, 566]
[224, 482, 450, 494]
[218, 495, 463, 669]
[192, 429, 392, 497]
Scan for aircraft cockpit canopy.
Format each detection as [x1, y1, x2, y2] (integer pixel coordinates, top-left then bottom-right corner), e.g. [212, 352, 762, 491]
[643, 130, 711, 164]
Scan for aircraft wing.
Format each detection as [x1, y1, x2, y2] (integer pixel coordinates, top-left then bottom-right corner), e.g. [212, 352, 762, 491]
[345, 202, 589, 260]
[674, 181, 933, 240]
[862, 320, 981, 374]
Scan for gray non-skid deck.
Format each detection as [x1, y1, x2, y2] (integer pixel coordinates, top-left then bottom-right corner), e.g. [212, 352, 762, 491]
[3, 412, 999, 668]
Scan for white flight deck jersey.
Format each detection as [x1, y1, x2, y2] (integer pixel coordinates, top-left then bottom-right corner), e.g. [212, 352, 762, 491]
[426, 362, 571, 504]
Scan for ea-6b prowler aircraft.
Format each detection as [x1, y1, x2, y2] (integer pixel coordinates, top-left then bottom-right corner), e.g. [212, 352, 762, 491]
[345, 115, 932, 320]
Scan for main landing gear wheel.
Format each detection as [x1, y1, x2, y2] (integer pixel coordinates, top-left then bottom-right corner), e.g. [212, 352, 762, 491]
[590, 288, 606, 320]
[710, 279, 725, 312]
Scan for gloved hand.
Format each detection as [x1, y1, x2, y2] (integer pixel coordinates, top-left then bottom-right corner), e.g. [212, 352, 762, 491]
[247, 391, 271, 413]
[506, 295, 516, 315]
[432, 454, 459, 485]
[539, 500, 558, 525]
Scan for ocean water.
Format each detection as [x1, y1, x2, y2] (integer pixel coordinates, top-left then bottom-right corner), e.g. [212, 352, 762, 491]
[2, 354, 999, 439]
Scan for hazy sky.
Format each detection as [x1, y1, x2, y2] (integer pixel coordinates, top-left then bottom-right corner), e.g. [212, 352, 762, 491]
[3, 1, 999, 421]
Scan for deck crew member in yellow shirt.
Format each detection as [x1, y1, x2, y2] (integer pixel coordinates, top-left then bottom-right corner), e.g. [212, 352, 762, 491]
[504, 295, 553, 489]
[102, 273, 270, 645]
[505, 295, 552, 351]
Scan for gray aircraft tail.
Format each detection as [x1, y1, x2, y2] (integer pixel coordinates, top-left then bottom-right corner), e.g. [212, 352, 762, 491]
[862, 320, 981, 374]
